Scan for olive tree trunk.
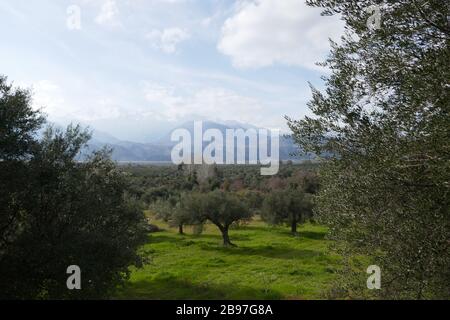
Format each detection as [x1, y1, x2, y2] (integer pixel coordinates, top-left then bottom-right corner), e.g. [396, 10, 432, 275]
[217, 224, 235, 247]
[291, 219, 297, 234]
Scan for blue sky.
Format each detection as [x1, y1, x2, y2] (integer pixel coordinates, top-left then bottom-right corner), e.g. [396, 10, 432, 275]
[0, 0, 343, 142]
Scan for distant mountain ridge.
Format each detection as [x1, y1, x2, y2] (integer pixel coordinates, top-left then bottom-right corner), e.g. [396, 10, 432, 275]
[86, 120, 311, 162]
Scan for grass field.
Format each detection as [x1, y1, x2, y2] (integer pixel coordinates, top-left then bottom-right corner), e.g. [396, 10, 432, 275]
[116, 214, 341, 300]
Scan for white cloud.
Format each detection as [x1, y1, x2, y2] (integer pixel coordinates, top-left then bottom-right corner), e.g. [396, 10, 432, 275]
[144, 85, 185, 111]
[146, 28, 190, 54]
[29, 80, 121, 122]
[95, 0, 120, 27]
[201, 16, 213, 27]
[218, 0, 343, 69]
[31, 80, 68, 119]
[86, 98, 122, 121]
[143, 83, 267, 126]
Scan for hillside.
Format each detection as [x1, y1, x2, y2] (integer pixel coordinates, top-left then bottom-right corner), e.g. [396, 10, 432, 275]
[88, 120, 312, 162]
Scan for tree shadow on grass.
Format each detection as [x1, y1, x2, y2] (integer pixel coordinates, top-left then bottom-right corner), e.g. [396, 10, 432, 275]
[183, 233, 251, 242]
[236, 225, 275, 233]
[278, 230, 327, 240]
[148, 234, 186, 245]
[236, 225, 327, 241]
[299, 230, 327, 240]
[198, 243, 332, 262]
[116, 277, 283, 300]
[149, 233, 251, 244]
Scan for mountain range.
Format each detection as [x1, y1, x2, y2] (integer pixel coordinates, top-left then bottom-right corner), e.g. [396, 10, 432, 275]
[85, 120, 311, 162]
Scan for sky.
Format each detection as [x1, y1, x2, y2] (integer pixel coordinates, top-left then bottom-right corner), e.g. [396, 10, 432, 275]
[0, 0, 343, 143]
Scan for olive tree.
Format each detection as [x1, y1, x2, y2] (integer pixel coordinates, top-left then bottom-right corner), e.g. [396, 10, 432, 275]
[287, 1, 449, 299]
[261, 189, 313, 234]
[181, 191, 252, 246]
[151, 195, 196, 235]
[0, 76, 44, 254]
[0, 77, 148, 299]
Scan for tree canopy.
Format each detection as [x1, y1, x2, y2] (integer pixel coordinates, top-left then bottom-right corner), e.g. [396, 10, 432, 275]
[287, 0, 449, 299]
[0, 76, 147, 299]
[262, 189, 313, 234]
[180, 191, 252, 246]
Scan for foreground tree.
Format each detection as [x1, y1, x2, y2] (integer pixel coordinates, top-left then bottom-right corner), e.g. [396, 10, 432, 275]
[287, 1, 449, 299]
[0, 76, 45, 254]
[0, 77, 147, 299]
[0, 76, 44, 160]
[261, 189, 313, 234]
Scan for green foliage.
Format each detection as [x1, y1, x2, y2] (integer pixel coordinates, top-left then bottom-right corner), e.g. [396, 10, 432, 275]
[0, 76, 45, 264]
[124, 160, 320, 250]
[287, 1, 449, 299]
[0, 77, 147, 299]
[180, 191, 252, 246]
[262, 189, 313, 234]
[150, 195, 198, 234]
[124, 163, 319, 204]
[0, 76, 44, 161]
[239, 190, 265, 213]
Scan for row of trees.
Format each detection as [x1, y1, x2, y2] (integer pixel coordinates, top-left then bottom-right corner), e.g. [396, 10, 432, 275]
[0, 76, 147, 299]
[125, 161, 319, 205]
[151, 187, 314, 246]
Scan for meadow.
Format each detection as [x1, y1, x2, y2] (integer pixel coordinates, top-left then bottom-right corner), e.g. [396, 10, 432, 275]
[116, 214, 341, 300]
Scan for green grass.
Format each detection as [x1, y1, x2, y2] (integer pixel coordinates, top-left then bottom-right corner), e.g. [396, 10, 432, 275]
[115, 215, 341, 300]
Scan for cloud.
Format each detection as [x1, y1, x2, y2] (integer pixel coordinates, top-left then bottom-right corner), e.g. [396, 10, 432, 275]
[95, 0, 120, 27]
[143, 83, 267, 126]
[146, 28, 190, 54]
[29, 80, 122, 123]
[32, 80, 68, 117]
[218, 0, 343, 69]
